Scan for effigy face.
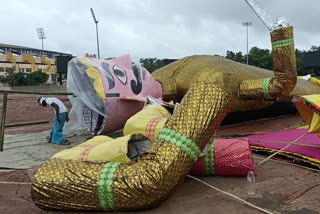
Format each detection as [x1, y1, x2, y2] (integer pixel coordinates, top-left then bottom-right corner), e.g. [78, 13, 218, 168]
[90, 54, 162, 101]
[67, 54, 162, 134]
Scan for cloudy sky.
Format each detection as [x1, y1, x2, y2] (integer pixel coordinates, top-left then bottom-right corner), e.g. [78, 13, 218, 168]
[0, 0, 319, 62]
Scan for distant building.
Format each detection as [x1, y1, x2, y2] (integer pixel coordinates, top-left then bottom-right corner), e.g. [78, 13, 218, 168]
[304, 51, 320, 75]
[0, 43, 73, 85]
[85, 53, 97, 58]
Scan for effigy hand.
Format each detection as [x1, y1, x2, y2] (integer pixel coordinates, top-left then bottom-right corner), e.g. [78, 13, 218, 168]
[245, 0, 292, 31]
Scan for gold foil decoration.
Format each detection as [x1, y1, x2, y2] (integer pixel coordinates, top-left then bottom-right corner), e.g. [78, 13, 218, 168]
[31, 159, 105, 210]
[31, 72, 232, 211]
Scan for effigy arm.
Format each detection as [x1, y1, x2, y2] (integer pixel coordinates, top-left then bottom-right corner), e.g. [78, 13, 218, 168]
[239, 1, 296, 100]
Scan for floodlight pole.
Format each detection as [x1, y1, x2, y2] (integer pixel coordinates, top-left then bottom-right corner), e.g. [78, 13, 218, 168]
[36, 28, 46, 52]
[242, 21, 252, 65]
[90, 8, 100, 59]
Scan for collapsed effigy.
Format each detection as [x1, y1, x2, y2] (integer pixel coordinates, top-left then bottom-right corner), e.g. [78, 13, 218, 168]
[31, 0, 320, 212]
[65, 34, 320, 135]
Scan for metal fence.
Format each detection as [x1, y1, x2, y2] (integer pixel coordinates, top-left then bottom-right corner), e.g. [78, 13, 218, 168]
[0, 90, 73, 151]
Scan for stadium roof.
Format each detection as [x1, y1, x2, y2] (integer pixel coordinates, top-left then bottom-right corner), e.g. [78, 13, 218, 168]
[0, 43, 72, 58]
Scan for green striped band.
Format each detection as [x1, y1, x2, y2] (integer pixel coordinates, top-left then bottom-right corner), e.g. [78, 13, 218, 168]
[263, 78, 272, 99]
[98, 162, 120, 210]
[157, 128, 201, 162]
[272, 38, 294, 49]
[204, 140, 216, 175]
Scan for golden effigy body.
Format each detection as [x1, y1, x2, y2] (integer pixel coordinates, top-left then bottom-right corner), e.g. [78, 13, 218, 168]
[31, 27, 320, 211]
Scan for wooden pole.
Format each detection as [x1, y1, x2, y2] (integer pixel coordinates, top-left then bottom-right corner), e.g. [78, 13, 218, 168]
[0, 89, 73, 96]
[5, 120, 49, 127]
[0, 93, 8, 151]
[90, 110, 93, 133]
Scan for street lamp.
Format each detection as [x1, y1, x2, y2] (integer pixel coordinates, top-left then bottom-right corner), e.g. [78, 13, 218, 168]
[242, 21, 252, 65]
[90, 8, 100, 59]
[36, 28, 46, 50]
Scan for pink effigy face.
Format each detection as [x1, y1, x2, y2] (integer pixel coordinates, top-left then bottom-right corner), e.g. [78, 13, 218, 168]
[90, 54, 163, 133]
[92, 54, 162, 100]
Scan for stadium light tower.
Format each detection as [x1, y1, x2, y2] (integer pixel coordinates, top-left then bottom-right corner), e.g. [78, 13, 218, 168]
[90, 8, 100, 59]
[242, 21, 252, 64]
[36, 28, 46, 50]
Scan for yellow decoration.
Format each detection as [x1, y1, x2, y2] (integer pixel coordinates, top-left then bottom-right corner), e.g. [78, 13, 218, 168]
[86, 67, 106, 101]
[309, 112, 320, 133]
[123, 106, 170, 141]
[309, 77, 320, 86]
[294, 94, 320, 133]
[79, 57, 96, 68]
[52, 135, 131, 163]
[78, 57, 106, 101]
[298, 76, 320, 87]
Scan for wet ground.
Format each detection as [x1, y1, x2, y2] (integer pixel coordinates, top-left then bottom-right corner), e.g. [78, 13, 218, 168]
[2, 154, 320, 214]
[0, 88, 320, 214]
[0, 92, 71, 135]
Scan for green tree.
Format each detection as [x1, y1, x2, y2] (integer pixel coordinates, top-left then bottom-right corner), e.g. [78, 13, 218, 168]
[27, 70, 49, 86]
[0, 66, 16, 86]
[139, 58, 164, 73]
[247, 47, 273, 70]
[0, 70, 49, 86]
[310, 45, 320, 51]
[225, 51, 244, 63]
[295, 49, 307, 76]
[0, 72, 28, 86]
[13, 72, 28, 86]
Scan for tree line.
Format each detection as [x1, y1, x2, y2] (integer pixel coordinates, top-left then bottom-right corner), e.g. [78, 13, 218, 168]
[2, 45, 319, 87]
[139, 45, 320, 75]
[0, 70, 49, 86]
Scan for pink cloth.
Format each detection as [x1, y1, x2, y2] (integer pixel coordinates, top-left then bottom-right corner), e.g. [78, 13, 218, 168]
[191, 157, 206, 176]
[215, 138, 256, 176]
[248, 129, 320, 161]
[190, 139, 256, 176]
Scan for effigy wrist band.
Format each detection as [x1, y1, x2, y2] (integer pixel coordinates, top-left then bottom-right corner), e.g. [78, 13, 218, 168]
[263, 78, 272, 99]
[98, 162, 120, 210]
[272, 38, 294, 49]
[204, 140, 216, 175]
[157, 128, 201, 162]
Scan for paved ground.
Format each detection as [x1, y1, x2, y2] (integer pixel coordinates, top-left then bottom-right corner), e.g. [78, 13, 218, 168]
[0, 91, 71, 135]
[1, 114, 319, 214]
[0, 130, 91, 169]
[3, 156, 320, 214]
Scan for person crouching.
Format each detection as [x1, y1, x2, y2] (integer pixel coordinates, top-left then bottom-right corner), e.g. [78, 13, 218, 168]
[38, 97, 70, 145]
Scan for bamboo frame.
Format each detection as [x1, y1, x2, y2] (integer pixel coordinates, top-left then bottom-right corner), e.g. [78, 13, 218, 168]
[0, 93, 7, 151]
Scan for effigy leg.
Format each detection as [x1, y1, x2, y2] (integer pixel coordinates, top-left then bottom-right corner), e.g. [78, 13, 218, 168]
[31, 72, 231, 211]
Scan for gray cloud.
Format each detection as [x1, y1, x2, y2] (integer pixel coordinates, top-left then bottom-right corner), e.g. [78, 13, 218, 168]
[0, 0, 319, 62]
